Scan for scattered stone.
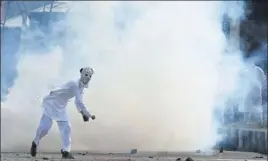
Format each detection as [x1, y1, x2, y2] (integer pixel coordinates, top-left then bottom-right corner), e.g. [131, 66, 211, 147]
[185, 157, 194, 161]
[130, 149, 137, 154]
[149, 156, 154, 158]
[43, 157, 49, 160]
[78, 152, 86, 155]
[108, 153, 114, 155]
[253, 156, 264, 158]
[176, 157, 181, 161]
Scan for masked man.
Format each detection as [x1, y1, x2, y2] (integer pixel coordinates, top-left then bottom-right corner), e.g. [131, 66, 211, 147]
[30, 67, 95, 159]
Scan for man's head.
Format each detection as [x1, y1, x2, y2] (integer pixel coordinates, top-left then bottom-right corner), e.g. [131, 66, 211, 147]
[79, 67, 94, 88]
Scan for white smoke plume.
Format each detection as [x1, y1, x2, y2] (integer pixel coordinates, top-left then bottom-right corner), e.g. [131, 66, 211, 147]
[2, 1, 264, 153]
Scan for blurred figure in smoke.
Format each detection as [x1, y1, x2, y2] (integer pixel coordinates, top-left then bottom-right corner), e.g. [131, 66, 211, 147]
[241, 64, 266, 124]
[30, 67, 96, 159]
[217, 62, 267, 126]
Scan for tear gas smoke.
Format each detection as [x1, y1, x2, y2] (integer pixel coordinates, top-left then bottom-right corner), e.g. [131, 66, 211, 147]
[1, 1, 264, 152]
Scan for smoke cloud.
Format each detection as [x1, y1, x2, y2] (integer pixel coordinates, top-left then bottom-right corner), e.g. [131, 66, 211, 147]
[1, 1, 264, 153]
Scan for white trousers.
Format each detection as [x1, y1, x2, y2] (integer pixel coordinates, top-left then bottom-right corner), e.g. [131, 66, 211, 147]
[33, 114, 72, 152]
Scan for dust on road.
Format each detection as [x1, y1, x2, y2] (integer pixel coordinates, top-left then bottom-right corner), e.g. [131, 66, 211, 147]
[1, 151, 267, 161]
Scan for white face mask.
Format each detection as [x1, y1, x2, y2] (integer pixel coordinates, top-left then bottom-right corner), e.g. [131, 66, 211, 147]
[80, 67, 94, 88]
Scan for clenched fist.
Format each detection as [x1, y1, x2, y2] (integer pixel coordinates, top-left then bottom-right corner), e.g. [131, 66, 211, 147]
[82, 114, 89, 122]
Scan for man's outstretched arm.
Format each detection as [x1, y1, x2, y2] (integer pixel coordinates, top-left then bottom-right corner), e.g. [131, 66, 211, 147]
[73, 85, 95, 122]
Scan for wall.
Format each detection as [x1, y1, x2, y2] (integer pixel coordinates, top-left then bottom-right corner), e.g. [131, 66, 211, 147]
[220, 126, 267, 154]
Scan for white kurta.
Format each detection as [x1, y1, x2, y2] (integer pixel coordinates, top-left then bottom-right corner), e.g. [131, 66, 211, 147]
[42, 80, 90, 121]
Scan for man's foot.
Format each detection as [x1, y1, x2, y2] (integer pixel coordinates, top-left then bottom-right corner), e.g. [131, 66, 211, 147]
[62, 151, 74, 159]
[30, 141, 37, 157]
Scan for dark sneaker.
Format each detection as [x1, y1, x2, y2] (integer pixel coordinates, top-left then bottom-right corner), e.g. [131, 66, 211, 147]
[30, 141, 37, 157]
[62, 151, 74, 159]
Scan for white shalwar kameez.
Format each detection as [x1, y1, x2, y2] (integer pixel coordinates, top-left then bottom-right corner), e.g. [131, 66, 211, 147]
[33, 80, 91, 152]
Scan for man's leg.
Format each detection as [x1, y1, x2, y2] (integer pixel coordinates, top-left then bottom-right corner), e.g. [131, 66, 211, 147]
[31, 114, 53, 157]
[57, 121, 74, 159]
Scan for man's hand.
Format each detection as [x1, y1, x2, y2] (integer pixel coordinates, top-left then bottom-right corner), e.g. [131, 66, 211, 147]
[81, 110, 90, 122]
[81, 112, 96, 122]
[82, 114, 89, 122]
